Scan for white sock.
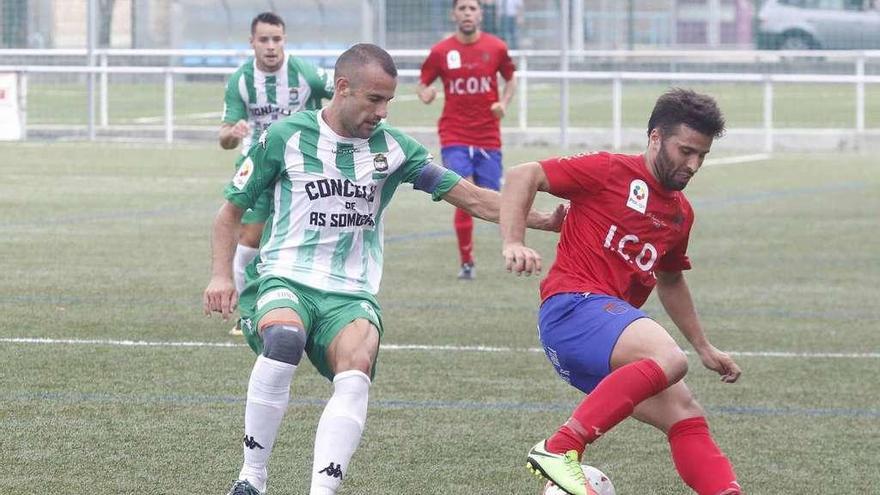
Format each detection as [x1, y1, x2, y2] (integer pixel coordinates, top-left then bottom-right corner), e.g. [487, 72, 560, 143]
[238, 355, 297, 493]
[233, 244, 260, 295]
[309, 370, 371, 495]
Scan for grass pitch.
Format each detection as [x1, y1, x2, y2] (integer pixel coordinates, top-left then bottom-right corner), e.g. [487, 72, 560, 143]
[0, 143, 878, 494]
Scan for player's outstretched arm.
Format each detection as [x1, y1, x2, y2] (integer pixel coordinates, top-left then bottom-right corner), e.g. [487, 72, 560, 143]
[203, 201, 244, 320]
[442, 176, 561, 231]
[655, 270, 742, 383]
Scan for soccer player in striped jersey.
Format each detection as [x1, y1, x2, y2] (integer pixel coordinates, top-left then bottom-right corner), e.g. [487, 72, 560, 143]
[501, 89, 742, 495]
[220, 12, 334, 336]
[203, 43, 564, 495]
[418, 0, 517, 280]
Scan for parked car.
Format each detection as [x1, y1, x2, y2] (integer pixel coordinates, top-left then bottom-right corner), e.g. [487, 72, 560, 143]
[757, 0, 880, 49]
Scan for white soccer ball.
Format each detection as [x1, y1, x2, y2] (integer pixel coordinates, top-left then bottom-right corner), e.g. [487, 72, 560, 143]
[541, 464, 615, 495]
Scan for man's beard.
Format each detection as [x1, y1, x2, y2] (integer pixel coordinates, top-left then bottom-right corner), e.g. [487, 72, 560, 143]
[459, 24, 477, 35]
[656, 143, 688, 191]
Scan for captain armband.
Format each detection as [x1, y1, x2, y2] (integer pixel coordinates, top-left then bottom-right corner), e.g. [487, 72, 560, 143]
[412, 161, 449, 194]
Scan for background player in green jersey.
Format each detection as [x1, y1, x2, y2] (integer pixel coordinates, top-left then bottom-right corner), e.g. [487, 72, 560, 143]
[219, 12, 334, 336]
[204, 43, 565, 495]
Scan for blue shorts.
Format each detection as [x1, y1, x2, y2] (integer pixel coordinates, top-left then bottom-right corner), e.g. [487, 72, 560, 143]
[441, 145, 503, 191]
[537, 293, 649, 394]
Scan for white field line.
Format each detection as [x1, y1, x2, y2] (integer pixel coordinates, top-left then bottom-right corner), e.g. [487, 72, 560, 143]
[704, 153, 772, 167]
[1, 337, 877, 359]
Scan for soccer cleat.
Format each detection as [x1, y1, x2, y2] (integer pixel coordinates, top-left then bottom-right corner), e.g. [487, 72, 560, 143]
[229, 322, 244, 337]
[527, 441, 597, 495]
[225, 479, 263, 495]
[457, 262, 475, 280]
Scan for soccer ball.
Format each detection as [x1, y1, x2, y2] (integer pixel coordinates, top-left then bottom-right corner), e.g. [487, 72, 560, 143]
[541, 464, 615, 495]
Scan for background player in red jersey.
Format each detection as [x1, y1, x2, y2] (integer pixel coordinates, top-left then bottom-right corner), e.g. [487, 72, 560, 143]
[418, 0, 517, 280]
[500, 89, 744, 495]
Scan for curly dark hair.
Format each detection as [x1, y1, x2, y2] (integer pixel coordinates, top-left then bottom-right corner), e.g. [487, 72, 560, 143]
[647, 88, 725, 138]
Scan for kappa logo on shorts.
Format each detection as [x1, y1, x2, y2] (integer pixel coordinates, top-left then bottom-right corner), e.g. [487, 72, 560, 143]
[256, 289, 300, 310]
[359, 302, 378, 321]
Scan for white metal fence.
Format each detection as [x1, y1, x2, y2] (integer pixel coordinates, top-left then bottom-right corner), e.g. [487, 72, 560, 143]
[1, 48, 879, 151]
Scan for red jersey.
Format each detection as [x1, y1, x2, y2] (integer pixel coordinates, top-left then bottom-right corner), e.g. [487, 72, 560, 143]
[420, 33, 515, 149]
[539, 152, 695, 307]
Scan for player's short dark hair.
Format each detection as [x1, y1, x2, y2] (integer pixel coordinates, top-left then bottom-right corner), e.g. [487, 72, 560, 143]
[335, 43, 398, 82]
[452, 0, 482, 7]
[647, 88, 725, 139]
[251, 12, 285, 35]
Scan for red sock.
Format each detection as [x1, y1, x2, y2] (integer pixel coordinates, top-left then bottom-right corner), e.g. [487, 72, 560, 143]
[546, 359, 668, 456]
[454, 208, 474, 264]
[668, 417, 741, 495]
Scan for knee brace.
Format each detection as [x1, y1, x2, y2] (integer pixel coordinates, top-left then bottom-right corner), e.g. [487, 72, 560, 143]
[261, 324, 306, 365]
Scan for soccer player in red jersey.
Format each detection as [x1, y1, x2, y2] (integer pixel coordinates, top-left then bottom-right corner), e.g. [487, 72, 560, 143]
[500, 89, 744, 495]
[418, 0, 517, 280]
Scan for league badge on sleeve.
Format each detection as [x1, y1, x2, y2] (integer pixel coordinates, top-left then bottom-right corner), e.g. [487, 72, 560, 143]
[626, 179, 649, 214]
[446, 50, 462, 70]
[233, 157, 254, 190]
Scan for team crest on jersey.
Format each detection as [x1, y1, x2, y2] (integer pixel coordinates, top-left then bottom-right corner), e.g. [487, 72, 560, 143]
[258, 130, 268, 150]
[289, 87, 300, 106]
[373, 153, 388, 172]
[233, 157, 254, 190]
[446, 50, 462, 69]
[626, 179, 649, 214]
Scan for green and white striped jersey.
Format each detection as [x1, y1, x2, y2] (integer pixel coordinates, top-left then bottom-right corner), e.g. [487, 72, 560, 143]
[225, 109, 462, 295]
[222, 54, 334, 155]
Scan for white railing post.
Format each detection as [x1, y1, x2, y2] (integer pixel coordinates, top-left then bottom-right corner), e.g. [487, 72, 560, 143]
[518, 54, 527, 130]
[19, 71, 28, 140]
[763, 77, 774, 154]
[100, 53, 108, 127]
[361, 0, 374, 43]
[612, 75, 622, 151]
[560, 0, 571, 149]
[855, 55, 865, 152]
[164, 70, 174, 143]
[86, 0, 97, 141]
